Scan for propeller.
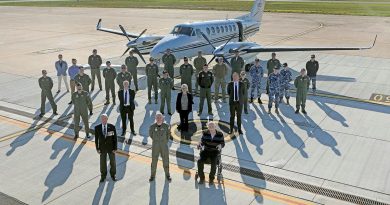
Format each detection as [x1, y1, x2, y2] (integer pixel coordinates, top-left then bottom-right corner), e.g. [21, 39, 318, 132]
[119, 25, 147, 64]
[200, 32, 236, 66]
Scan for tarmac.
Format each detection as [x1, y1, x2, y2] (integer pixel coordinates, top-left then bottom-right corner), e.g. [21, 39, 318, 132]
[0, 6, 389, 205]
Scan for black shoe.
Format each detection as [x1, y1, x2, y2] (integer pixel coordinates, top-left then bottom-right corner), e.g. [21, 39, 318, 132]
[161, 112, 164, 115]
[121, 132, 125, 136]
[99, 177, 105, 183]
[68, 101, 72, 105]
[286, 98, 290, 105]
[295, 109, 299, 114]
[302, 110, 307, 115]
[149, 176, 155, 182]
[74, 135, 79, 140]
[198, 178, 205, 184]
[168, 113, 172, 116]
[53, 112, 58, 115]
[86, 135, 90, 139]
[166, 175, 172, 182]
[131, 131, 137, 136]
[100, 88, 103, 91]
[111, 176, 116, 181]
[249, 98, 253, 103]
[198, 112, 201, 116]
[113, 101, 116, 105]
[89, 111, 93, 116]
[39, 113, 44, 118]
[258, 98, 263, 104]
[104, 101, 110, 105]
[268, 108, 271, 114]
[56, 90, 60, 94]
[238, 130, 243, 135]
[275, 108, 279, 114]
[171, 88, 175, 90]
[91, 88, 94, 92]
[209, 179, 214, 185]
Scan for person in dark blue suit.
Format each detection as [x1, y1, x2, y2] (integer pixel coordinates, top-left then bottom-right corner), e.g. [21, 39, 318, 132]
[118, 80, 136, 137]
[176, 84, 194, 132]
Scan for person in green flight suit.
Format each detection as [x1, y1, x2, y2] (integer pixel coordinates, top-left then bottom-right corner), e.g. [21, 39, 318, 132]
[193, 51, 207, 94]
[125, 50, 139, 91]
[162, 48, 176, 86]
[179, 56, 194, 93]
[213, 57, 228, 103]
[116, 64, 132, 90]
[88, 49, 103, 91]
[159, 70, 174, 115]
[103, 61, 117, 105]
[38, 69, 58, 117]
[72, 83, 93, 139]
[149, 113, 171, 182]
[230, 50, 245, 79]
[294, 68, 310, 114]
[74, 66, 92, 92]
[240, 71, 250, 114]
[197, 64, 214, 116]
[146, 57, 159, 104]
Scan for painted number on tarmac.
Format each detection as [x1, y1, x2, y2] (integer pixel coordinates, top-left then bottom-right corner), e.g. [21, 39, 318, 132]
[370, 93, 390, 104]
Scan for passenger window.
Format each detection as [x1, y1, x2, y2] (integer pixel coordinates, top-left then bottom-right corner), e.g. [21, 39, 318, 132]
[211, 27, 215, 34]
[216, 26, 220, 33]
[229, 25, 232, 32]
[225, 25, 228, 32]
[221, 26, 224, 33]
[206, 28, 210, 35]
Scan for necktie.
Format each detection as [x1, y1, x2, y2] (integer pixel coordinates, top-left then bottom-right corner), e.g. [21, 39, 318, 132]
[103, 125, 107, 138]
[124, 91, 128, 105]
[59, 61, 62, 67]
[234, 83, 238, 101]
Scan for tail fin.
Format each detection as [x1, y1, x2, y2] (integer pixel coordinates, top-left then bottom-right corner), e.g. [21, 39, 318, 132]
[236, 0, 265, 22]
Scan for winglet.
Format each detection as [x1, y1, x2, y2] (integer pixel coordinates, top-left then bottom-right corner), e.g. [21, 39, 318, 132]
[97, 19, 102, 30]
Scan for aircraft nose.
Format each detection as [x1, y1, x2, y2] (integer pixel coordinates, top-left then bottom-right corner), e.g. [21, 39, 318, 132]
[150, 46, 163, 60]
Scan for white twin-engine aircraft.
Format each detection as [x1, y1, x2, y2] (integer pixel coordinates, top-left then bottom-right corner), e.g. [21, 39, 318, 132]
[96, 0, 376, 67]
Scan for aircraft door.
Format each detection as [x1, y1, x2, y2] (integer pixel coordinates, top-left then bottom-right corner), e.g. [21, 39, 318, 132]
[236, 22, 244, 42]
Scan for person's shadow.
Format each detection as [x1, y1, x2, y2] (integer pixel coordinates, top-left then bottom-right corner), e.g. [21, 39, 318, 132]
[42, 139, 86, 202]
[314, 100, 349, 127]
[176, 141, 195, 181]
[149, 180, 170, 205]
[197, 182, 226, 205]
[242, 111, 264, 155]
[139, 104, 157, 145]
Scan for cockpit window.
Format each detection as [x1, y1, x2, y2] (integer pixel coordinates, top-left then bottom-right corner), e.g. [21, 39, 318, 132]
[171, 26, 193, 36]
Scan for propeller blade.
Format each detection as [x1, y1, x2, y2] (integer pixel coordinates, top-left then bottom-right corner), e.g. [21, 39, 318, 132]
[121, 47, 131, 57]
[223, 57, 231, 67]
[200, 32, 216, 50]
[133, 47, 146, 64]
[207, 56, 217, 65]
[119, 25, 131, 42]
[134, 29, 147, 42]
[220, 34, 236, 51]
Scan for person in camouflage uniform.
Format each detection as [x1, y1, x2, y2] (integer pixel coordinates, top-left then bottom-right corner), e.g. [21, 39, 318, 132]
[230, 50, 245, 79]
[39, 69, 58, 117]
[179, 57, 194, 93]
[125, 50, 139, 91]
[249, 58, 264, 104]
[193, 51, 207, 94]
[146, 57, 159, 104]
[240, 71, 250, 114]
[103, 61, 117, 105]
[268, 66, 282, 114]
[266, 53, 281, 94]
[116, 64, 132, 90]
[162, 48, 176, 83]
[72, 83, 93, 139]
[294, 68, 310, 114]
[212, 57, 228, 103]
[279, 63, 293, 105]
[74, 66, 92, 92]
[159, 70, 174, 115]
[88, 49, 103, 91]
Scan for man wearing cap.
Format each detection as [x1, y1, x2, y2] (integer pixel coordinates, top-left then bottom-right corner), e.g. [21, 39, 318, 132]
[72, 83, 93, 139]
[159, 70, 174, 115]
[74, 66, 92, 92]
[197, 64, 214, 116]
[103, 61, 117, 105]
[149, 113, 172, 182]
[55, 54, 69, 94]
[306, 54, 319, 94]
[179, 57, 194, 93]
[116, 64, 132, 90]
[95, 114, 117, 182]
[125, 50, 139, 91]
[146, 57, 159, 104]
[268, 66, 282, 114]
[230, 50, 245, 78]
[227, 72, 245, 135]
[213, 57, 228, 103]
[118, 80, 136, 137]
[240, 71, 250, 114]
[266, 53, 281, 94]
[39, 69, 58, 117]
[193, 51, 207, 94]
[162, 48, 176, 82]
[68, 58, 80, 104]
[249, 58, 264, 104]
[294, 69, 310, 114]
[280, 63, 293, 104]
[88, 49, 103, 91]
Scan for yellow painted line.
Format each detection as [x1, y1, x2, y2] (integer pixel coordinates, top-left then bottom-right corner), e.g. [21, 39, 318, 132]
[0, 115, 314, 205]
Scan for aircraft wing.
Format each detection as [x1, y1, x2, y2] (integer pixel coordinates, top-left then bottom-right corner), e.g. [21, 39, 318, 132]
[96, 19, 145, 38]
[241, 35, 377, 53]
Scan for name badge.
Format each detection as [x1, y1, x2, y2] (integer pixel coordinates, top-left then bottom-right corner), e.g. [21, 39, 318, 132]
[108, 131, 114, 136]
